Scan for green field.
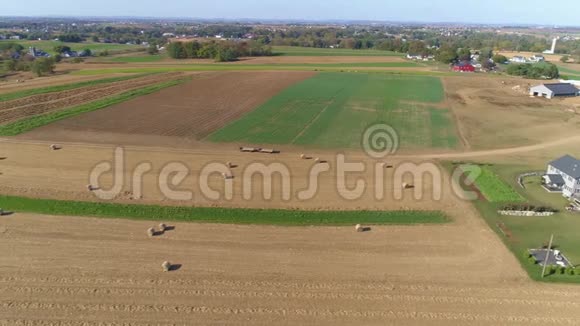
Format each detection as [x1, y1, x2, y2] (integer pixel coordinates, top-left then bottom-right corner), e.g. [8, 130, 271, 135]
[450, 162, 580, 283]
[0, 78, 188, 135]
[0, 195, 449, 226]
[557, 65, 580, 79]
[0, 40, 142, 55]
[0, 74, 148, 102]
[273, 46, 402, 57]
[557, 65, 580, 75]
[470, 166, 526, 202]
[209, 72, 458, 150]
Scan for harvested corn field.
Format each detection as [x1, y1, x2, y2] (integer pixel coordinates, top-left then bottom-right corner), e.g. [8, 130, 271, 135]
[27, 71, 315, 139]
[2, 213, 580, 325]
[0, 72, 186, 125]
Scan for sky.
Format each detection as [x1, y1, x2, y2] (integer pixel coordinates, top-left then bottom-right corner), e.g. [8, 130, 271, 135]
[1, 0, 578, 26]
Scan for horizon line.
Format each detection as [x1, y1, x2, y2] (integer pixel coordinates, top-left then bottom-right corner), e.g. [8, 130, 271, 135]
[1, 15, 580, 28]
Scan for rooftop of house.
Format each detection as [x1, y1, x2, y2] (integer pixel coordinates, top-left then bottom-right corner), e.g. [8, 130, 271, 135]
[549, 155, 580, 179]
[545, 174, 565, 186]
[535, 83, 579, 95]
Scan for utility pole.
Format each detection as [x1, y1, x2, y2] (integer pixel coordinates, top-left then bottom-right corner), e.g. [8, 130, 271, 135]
[541, 234, 554, 278]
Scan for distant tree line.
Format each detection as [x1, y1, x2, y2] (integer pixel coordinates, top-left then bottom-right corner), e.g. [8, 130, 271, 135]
[57, 33, 83, 42]
[3, 20, 580, 65]
[166, 40, 272, 62]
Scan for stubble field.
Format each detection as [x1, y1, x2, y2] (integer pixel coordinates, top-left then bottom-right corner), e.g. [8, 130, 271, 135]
[443, 75, 580, 150]
[1, 141, 580, 325]
[2, 212, 579, 326]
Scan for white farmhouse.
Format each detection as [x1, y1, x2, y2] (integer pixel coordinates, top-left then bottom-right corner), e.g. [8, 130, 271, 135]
[510, 56, 527, 63]
[545, 155, 580, 198]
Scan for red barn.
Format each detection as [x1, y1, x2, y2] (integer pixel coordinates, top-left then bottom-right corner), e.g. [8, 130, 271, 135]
[453, 63, 475, 72]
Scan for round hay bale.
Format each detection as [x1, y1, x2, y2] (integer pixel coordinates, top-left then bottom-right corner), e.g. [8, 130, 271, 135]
[227, 162, 233, 168]
[355, 224, 363, 232]
[162, 261, 171, 272]
[147, 228, 155, 237]
[159, 223, 167, 232]
[315, 158, 321, 163]
[402, 183, 408, 189]
[86, 184, 94, 191]
[300, 154, 306, 159]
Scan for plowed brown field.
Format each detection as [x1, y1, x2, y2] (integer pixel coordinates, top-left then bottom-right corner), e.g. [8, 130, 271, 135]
[28, 71, 315, 140]
[0, 72, 186, 125]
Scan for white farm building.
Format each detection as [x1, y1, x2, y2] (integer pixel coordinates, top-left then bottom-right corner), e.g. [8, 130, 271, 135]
[529, 83, 579, 99]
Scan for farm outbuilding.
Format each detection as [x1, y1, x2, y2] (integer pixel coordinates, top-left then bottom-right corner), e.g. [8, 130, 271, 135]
[452, 63, 475, 73]
[530, 83, 579, 99]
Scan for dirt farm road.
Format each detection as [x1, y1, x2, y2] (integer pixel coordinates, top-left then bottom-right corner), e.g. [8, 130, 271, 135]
[4, 131, 580, 161]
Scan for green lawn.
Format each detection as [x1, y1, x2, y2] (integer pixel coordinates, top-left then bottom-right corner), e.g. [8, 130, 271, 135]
[0, 40, 143, 55]
[450, 162, 580, 283]
[0, 78, 189, 135]
[0, 74, 149, 102]
[0, 195, 449, 226]
[209, 72, 458, 150]
[273, 46, 403, 57]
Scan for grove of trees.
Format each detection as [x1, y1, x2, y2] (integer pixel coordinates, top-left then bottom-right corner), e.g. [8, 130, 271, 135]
[506, 62, 559, 79]
[31, 57, 56, 76]
[166, 40, 272, 62]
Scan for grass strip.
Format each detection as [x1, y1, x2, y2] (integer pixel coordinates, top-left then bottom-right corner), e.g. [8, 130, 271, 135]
[470, 166, 526, 203]
[0, 74, 153, 102]
[0, 195, 449, 226]
[0, 78, 188, 136]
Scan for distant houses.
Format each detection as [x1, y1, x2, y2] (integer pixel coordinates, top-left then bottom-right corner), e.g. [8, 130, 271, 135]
[529, 55, 545, 63]
[509, 54, 545, 64]
[28, 47, 50, 58]
[529, 83, 579, 99]
[61, 49, 91, 58]
[510, 56, 527, 63]
[406, 54, 434, 61]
